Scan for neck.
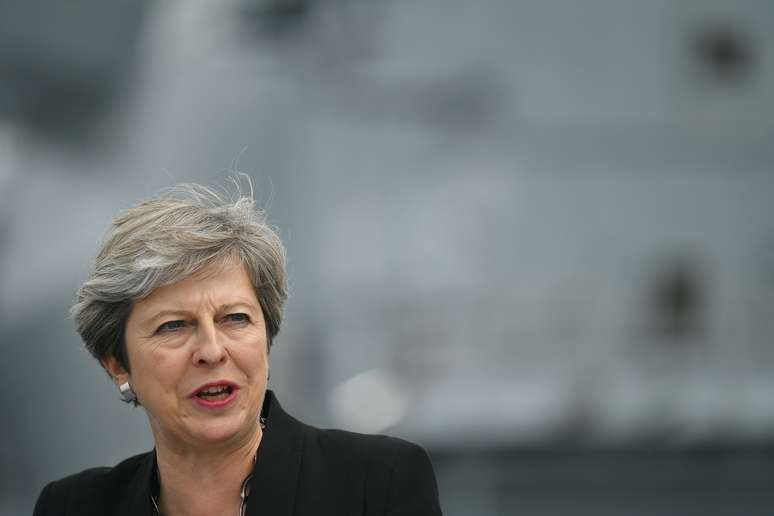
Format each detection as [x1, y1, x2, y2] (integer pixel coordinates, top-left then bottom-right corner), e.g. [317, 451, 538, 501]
[153, 425, 262, 516]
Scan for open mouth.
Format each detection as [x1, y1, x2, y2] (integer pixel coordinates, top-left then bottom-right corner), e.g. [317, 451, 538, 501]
[194, 384, 235, 402]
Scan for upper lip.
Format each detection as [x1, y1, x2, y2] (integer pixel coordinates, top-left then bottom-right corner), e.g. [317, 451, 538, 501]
[189, 380, 239, 398]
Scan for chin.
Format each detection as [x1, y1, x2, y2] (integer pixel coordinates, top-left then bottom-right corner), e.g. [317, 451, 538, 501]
[192, 416, 251, 443]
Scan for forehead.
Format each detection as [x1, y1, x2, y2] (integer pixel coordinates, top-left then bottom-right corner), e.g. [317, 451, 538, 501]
[131, 262, 259, 317]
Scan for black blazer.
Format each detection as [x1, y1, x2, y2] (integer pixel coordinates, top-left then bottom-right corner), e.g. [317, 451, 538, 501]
[33, 391, 442, 515]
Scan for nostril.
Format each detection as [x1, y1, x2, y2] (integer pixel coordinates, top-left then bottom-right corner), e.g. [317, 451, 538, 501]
[196, 349, 228, 365]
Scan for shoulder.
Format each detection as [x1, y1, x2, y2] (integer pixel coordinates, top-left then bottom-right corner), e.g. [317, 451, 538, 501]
[305, 427, 442, 514]
[312, 427, 432, 471]
[269, 391, 437, 480]
[261, 391, 443, 514]
[33, 453, 150, 516]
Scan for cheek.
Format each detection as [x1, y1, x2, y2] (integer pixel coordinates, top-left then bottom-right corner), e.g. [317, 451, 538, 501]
[131, 349, 187, 398]
[241, 348, 268, 379]
[238, 330, 269, 372]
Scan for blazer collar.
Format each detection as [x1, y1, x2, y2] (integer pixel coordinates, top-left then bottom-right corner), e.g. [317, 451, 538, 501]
[122, 448, 157, 516]
[117, 390, 305, 516]
[247, 390, 306, 516]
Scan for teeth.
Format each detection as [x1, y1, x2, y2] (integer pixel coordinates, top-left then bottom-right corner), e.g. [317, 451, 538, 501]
[200, 385, 229, 394]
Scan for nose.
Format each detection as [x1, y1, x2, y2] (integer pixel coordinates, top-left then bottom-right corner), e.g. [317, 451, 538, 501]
[192, 322, 227, 367]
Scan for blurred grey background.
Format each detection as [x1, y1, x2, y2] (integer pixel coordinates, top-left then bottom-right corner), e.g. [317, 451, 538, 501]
[2, 0, 774, 514]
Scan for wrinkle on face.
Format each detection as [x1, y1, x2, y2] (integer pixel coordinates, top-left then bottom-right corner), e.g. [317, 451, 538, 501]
[122, 261, 269, 452]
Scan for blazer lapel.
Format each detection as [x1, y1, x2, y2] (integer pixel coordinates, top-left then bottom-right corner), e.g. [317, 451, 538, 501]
[116, 450, 156, 516]
[248, 390, 306, 516]
[112, 391, 303, 516]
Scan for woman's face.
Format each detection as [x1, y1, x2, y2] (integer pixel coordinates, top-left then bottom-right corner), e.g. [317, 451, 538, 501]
[106, 261, 269, 451]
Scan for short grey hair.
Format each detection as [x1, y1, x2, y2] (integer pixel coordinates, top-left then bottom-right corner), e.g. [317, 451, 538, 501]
[72, 178, 287, 372]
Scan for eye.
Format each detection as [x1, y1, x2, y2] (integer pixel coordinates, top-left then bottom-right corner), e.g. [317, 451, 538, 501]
[157, 320, 186, 333]
[223, 313, 250, 324]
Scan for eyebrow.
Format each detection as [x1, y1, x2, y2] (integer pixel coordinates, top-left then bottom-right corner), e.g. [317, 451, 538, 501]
[145, 302, 259, 326]
[145, 310, 192, 327]
[218, 302, 259, 314]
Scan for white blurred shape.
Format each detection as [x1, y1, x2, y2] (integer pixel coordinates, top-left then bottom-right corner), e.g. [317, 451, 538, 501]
[329, 368, 407, 434]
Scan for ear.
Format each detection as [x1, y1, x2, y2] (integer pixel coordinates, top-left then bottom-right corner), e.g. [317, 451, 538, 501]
[101, 356, 129, 385]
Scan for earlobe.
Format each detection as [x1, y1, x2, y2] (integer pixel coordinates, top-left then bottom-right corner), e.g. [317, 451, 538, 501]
[101, 356, 137, 403]
[118, 381, 137, 403]
[100, 356, 129, 385]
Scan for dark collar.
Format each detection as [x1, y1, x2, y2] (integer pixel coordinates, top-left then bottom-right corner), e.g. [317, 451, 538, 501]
[119, 390, 306, 516]
[247, 390, 306, 515]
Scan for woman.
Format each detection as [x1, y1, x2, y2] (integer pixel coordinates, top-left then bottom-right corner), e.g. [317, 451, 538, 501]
[34, 181, 442, 516]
